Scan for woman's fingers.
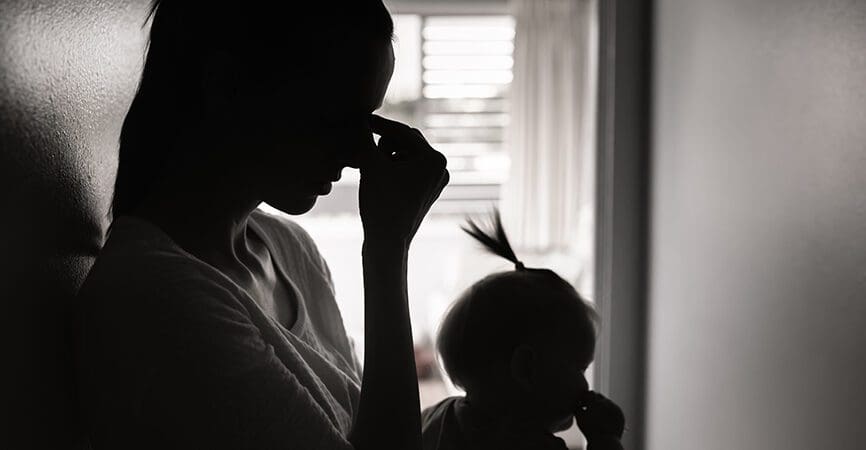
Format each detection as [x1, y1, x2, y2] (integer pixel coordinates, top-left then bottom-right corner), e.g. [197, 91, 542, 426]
[369, 114, 412, 136]
[359, 115, 449, 244]
[370, 114, 430, 160]
[425, 167, 450, 211]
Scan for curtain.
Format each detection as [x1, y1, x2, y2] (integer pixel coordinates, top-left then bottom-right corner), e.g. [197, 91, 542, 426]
[501, 0, 597, 293]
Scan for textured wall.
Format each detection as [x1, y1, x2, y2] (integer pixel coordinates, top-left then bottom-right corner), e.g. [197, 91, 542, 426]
[0, 1, 150, 446]
[648, 1, 866, 449]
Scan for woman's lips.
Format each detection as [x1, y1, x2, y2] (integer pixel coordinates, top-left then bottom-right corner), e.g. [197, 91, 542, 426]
[306, 170, 341, 196]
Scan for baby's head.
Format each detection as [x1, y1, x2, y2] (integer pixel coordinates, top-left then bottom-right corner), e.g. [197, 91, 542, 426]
[436, 211, 598, 429]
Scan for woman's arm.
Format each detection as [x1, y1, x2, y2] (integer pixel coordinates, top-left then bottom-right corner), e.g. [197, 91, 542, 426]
[350, 240, 417, 450]
[348, 115, 448, 450]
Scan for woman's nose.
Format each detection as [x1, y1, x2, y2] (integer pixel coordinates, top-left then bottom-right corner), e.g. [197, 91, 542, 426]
[342, 146, 364, 169]
[342, 127, 377, 169]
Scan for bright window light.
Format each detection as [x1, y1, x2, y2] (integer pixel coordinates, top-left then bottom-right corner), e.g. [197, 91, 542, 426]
[423, 70, 513, 85]
[423, 41, 514, 55]
[424, 113, 509, 128]
[387, 14, 423, 103]
[423, 85, 503, 99]
[422, 55, 514, 70]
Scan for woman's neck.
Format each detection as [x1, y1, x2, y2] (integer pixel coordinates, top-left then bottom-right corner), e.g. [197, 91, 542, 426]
[131, 156, 263, 269]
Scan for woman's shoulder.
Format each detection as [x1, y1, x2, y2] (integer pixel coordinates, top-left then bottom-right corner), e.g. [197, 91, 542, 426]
[79, 216, 242, 316]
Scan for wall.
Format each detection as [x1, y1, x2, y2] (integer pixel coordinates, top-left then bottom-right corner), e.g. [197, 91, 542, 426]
[648, 1, 866, 449]
[0, 1, 149, 446]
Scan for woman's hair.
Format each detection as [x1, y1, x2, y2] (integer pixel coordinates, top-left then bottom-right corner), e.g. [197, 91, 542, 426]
[436, 210, 598, 392]
[112, 0, 394, 218]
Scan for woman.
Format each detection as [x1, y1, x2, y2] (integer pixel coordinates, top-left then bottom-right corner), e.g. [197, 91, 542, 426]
[76, 1, 448, 449]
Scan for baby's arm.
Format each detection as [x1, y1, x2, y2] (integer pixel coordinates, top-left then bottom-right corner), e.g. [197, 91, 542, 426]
[585, 435, 624, 450]
[574, 391, 625, 450]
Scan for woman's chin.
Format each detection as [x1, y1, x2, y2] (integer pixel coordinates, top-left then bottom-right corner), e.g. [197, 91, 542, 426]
[265, 196, 319, 216]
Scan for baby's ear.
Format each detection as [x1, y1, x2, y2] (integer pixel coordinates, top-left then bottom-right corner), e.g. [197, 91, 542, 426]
[509, 344, 536, 392]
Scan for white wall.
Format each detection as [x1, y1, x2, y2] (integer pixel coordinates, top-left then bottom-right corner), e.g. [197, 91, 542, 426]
[648, 1, 866, 449]
[0, 1, 150, 447]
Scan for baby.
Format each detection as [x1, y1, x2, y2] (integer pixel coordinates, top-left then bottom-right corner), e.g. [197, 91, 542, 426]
[421, 212, 625, 450]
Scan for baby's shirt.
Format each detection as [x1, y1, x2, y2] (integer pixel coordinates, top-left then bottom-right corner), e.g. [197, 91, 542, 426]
[421, 396, 569, 450]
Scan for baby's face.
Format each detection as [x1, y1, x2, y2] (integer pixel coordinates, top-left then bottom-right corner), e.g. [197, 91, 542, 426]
[532, 333, 594, 429]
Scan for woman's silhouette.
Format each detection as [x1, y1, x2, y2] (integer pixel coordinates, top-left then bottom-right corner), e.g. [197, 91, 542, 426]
[76, 1, 448, 449]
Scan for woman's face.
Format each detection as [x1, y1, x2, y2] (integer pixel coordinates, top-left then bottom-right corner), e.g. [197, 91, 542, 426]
[237, 39, 396, 214]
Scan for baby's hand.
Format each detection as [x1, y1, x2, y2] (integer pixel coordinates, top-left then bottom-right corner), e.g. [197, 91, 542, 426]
[574, 391, 625, 445]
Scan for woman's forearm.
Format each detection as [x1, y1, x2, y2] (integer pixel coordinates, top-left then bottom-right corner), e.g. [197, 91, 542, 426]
[349, 239, 422, 450]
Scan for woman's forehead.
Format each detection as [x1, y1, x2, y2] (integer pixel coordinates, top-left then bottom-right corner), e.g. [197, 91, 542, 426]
[318, 40, 394, 112]
[252, 40, 392, 120]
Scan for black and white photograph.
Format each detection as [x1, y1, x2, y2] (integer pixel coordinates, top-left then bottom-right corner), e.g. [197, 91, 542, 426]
[1, 0, 864, 449]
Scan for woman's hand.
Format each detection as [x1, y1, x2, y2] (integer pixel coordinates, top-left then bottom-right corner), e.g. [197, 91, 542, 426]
[359, 115, 449, 245]
[349, 115, 447, 450]
[575, 391, 626, 449]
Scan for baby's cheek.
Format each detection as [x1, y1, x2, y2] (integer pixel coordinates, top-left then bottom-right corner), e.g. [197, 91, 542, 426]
[541, 373, 581, 412]
[558, 369, 590, 409]
[577, 373, 590, 393]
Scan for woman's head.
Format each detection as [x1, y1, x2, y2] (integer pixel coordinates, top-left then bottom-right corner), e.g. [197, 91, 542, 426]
[113, 0, 395, 217]
[437, 211, 598, 427]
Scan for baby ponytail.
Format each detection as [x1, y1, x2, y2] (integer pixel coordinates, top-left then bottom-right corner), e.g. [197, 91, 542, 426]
[462, 209, 526, 271]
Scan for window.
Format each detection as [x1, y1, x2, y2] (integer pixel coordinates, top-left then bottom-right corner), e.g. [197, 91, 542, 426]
[379, 14, 515, 214]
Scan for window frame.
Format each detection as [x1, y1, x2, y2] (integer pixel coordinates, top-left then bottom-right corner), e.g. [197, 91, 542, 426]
[593, 0, 651, 449]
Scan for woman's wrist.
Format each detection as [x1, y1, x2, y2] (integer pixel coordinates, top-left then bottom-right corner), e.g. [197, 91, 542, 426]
[361, 237, 409, 309]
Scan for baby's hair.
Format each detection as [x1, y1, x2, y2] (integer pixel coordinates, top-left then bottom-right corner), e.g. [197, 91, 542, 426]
[437, 210, 598, 392]
[461, 209, 525, 271]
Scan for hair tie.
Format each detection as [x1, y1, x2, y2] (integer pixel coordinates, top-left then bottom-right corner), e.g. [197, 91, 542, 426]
[515, 261, 526, 271]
